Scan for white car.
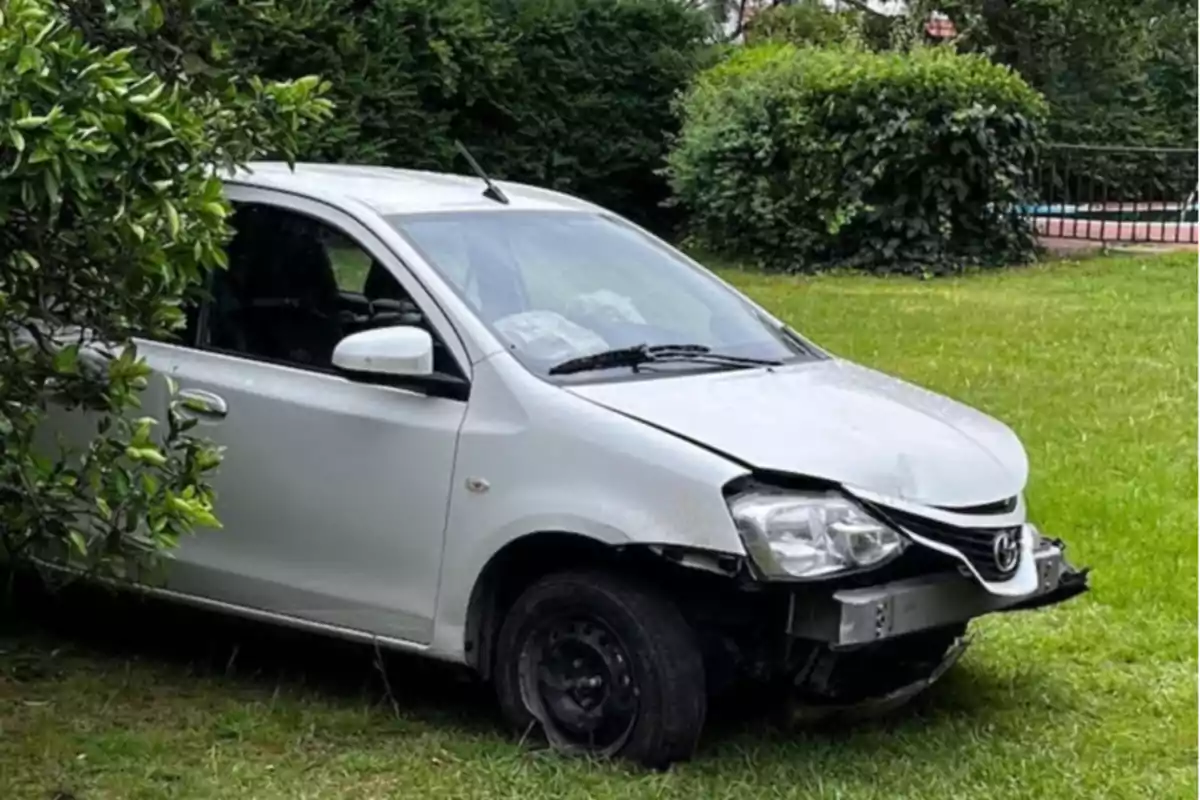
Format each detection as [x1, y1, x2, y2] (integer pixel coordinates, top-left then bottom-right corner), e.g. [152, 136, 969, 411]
[53, 163, 1088, 766]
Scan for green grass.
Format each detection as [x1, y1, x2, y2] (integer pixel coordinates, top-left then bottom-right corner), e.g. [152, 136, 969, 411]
[2, 252, 1196, 799]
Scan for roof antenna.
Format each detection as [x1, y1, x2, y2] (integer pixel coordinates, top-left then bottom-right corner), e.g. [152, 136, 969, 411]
[454, 140, 509, 205]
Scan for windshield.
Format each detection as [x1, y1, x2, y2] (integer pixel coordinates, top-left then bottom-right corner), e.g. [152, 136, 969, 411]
[387, 210, 813, 380]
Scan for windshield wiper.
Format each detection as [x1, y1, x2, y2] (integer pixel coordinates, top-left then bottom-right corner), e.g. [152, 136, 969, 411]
[547, 343, 783, 376]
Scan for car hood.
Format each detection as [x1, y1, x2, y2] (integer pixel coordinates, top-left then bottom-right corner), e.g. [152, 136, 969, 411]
[566, 359, 1028, 509]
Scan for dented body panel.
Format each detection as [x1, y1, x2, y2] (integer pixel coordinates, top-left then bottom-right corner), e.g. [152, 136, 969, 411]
[567, 359, 1029, 510]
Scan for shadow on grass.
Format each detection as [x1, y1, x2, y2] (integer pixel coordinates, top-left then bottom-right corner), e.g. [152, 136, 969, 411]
[701, 652, 1069, 752]
[1, 577, 1068, 757]
[2, 578, 497, 735]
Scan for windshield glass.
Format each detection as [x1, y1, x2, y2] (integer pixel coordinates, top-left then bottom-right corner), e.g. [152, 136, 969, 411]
[387, 210, 813, 379]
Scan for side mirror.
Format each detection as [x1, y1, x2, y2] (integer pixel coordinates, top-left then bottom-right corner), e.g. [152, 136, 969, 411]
[333, 326, 434, 378]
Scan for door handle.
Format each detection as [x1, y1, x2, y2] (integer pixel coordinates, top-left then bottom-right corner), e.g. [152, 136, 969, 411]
[178, 388, 228, 418]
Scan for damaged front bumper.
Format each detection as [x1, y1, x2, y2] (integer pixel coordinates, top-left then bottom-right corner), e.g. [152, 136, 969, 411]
[788, 634, 972, 725]
[787, 536, 1090, 648]
[777, 537, 1088, 723]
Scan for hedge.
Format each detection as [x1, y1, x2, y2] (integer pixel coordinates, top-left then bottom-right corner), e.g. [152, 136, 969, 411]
[666, 43, 1047, 274]
[461, 0, 715, 231]
[219, 0, 714, 232]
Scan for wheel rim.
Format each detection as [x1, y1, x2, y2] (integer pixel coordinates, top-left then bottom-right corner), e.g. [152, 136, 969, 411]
[518, 614, 638, 756]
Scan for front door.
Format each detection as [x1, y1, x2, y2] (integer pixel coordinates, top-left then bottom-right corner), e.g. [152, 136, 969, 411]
[150, 190, 470, 644]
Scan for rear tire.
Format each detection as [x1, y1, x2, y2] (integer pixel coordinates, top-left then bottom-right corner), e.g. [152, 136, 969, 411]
[493, 569, 706, 767]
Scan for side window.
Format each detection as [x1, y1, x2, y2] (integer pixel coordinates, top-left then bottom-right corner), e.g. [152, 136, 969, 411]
[322, 228, 373, 294]
[204, 202, 461, 378]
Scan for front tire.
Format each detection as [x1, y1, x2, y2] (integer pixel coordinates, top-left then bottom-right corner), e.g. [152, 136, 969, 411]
[493, 570, 707, 767]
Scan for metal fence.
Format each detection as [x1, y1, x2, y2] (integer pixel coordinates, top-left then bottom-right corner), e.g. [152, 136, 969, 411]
[1029, 143, 1198, 245]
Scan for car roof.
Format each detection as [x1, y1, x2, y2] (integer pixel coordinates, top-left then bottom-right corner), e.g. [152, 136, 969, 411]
[228, 162, 598, 216]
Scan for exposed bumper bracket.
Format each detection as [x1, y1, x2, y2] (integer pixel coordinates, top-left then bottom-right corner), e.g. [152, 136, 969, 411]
[788, 541, 1089, 648]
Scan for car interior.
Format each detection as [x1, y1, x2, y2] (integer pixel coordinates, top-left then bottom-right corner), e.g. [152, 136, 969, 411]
[201, 203, 461, 378]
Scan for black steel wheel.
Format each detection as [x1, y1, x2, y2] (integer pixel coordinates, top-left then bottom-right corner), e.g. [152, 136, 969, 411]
[519, 614, 638, 755]
[494, 570, 706, 767]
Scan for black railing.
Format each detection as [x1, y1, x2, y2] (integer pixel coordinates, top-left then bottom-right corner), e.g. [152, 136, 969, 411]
[1029, 143, 1198, 244]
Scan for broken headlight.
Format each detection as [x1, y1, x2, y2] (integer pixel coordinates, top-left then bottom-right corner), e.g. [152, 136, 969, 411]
[729, 489, 907, 579]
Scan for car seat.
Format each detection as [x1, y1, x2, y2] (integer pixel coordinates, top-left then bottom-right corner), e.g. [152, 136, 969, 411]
[214, 206, 344, 366]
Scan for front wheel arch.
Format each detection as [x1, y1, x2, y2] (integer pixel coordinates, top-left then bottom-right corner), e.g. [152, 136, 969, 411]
[464, 531, 622, 680]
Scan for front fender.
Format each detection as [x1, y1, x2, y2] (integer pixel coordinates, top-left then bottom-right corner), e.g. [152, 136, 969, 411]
[428, 355, 749, 661]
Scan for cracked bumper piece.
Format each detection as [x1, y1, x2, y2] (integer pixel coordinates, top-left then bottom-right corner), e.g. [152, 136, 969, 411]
[789, 635, 971, 725]
[788, 540, 1089, 648]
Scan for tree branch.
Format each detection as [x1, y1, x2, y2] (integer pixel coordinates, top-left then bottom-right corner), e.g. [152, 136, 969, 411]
[726, 0, 752, 41]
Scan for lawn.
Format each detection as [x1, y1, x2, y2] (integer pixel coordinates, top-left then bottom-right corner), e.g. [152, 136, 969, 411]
[2, 251, 1196, 799]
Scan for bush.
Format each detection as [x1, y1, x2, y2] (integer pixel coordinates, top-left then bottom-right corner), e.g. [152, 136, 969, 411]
[744, 0, 862, 48]
[460, 0, 716, 230]
[666, 43, 1047, 274]
[219, 0, 511, 171]
[0, 0, 329, 584]
[209, 0, 714, 232]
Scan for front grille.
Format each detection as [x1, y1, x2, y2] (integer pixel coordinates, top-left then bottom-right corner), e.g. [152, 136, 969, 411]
[878, 507, 1021, 582]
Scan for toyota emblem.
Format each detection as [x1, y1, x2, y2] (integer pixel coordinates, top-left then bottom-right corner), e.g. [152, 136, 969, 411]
[992, 530, 1021, 574]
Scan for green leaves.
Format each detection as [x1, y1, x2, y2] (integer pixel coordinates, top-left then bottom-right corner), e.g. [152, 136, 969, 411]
[14, 113, 51, 129]
[15, 44, 40, 73]
[52, 343, 79, 373]
[163, 200, 180, 238]
[125, 446, 167, 466]
[68, 529, 89, 556]
[745, 1, 863, 49]
[191, 0, 708, 232]
[667, 43, 1045, 275]
[0, 0, 326, 586]
[942, 0, 1196, 153]
[139, 111, 173, 132]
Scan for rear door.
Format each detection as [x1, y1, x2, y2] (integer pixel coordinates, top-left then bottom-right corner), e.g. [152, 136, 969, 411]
[153, 187, 471, 644]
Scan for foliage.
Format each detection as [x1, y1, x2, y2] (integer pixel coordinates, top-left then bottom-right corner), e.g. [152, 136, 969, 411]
[206, 0, 510, 171]
[921, 0, 1198, 148]
[744, 0, 863, 48]
[461, 0, 715, 230]
[195, 0, 713, 232]
[666, 43, 1047, 274]
[0, 0, 330, 584]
